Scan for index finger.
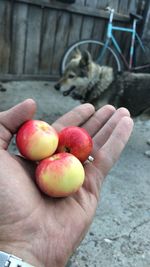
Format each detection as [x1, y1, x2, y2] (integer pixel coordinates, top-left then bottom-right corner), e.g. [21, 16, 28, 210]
[52, 103, 95, 131]
[94, 116, 134, 177]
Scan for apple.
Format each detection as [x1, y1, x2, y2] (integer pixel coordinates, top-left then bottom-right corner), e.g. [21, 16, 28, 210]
[56, 126, 93, 162]
[35, 152, 85, 197]
[16, 120, 58, 161]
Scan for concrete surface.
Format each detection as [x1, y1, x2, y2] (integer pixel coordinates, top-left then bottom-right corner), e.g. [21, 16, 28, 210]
[68, 118, 150, 267]
[0, 81, 150, 267]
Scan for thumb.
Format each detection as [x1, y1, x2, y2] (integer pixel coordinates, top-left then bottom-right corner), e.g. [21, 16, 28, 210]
[0, 99, 36, 149]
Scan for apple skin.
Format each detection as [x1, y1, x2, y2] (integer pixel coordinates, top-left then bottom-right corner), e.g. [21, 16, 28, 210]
[35, 152, 85, 197]
[56, 126, 93, 163]
[16, 120, 58, 161]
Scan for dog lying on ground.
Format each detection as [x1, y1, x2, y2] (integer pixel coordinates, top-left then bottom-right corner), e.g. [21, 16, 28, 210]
[55, 50, 114, 109]
[55, 50, 150, 117]
[55, 49, 150, 156]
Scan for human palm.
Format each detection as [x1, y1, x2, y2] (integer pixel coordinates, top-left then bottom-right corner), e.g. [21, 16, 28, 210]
[0, 99, 133, 267]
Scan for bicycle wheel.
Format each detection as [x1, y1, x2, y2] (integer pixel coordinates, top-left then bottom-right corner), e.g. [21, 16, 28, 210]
[60, 39, 121, 74]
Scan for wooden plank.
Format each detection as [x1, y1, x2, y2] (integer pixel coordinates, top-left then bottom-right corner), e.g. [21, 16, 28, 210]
[51, 10, 71, 74]
[24, 5, 43, 74]
[39, 9, 58, 74]
[0, 74, 59, 81]
[90, 0, 109, 51]
[128, 0, 137, 13]
[96, 0, 109, 9]
[0, 0, 134, 78]
[97, 0, 119, 10]
[75, 0, 85, 4]
[14, 0, 130, 22]
[81, 0, 98, 40]
[136, 1, 150, 64]
[0, 1, 11, 73]
[91, 17, 107, 43]
[142, 2, 150, 39]
[67, 14, 83, 45]
[118, 0, 129, 14]
[67, 0, 84, 46]
[9, 2, 28, 74]
[109, 0, 120, 12]
[79, 17, 94, 40]
[79, 0, 102, 56]
[91, 0, 119, 49]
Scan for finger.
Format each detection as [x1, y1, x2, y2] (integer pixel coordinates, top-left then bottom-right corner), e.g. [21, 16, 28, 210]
[52, 103, 95, 131]
[82, 105, 116, 137]
[93, 107, 131, 153]
[94, 116, 134, 177]
[84, 116, 133, 199]
[0, 99, 36, 149]
[0, 99, 36, 133]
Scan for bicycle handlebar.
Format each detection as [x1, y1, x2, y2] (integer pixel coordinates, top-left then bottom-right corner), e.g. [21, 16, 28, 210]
[105, 6, 115, 23]
[105, 6, 115, 13]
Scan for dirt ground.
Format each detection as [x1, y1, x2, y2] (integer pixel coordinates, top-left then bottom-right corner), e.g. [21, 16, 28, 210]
[0, 80, 150, 267]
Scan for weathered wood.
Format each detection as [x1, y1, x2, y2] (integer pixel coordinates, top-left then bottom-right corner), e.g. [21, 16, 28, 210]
[67, 14, 83, 45]
[24, 5, 43, 74]
[81, 0, 98, 40]
[128, 0, 137, 14]
[0, 1, 11, 73]
[118, 0, 130, 14]
[141, 3, 150, 40]
[39, 9, 58, 74]
[67, 0, 84, 46]
[14, 0, 130, 22]
[75, 0, 85, 5]
[9, 2, 28, 74]
[108, 0, 120, 11]
[91, 17, 106, 42]
[0, 74, 59, 81]
[134, 2, 150, 65]
[0, 0, 148, 78]
[96, 0, 109, 9]
[51, 10, 71, 74]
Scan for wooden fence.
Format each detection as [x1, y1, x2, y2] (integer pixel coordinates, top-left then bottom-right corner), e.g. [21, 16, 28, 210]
[0, 0, 148, 80]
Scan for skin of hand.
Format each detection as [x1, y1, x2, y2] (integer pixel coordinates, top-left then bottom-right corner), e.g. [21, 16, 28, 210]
[0, 99, 133, 267]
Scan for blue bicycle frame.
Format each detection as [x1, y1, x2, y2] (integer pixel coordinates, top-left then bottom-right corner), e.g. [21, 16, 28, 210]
[98, 8, 145, 70]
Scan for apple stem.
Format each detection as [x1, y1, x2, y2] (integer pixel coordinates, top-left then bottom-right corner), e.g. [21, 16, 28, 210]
[65, 147, 71, 153]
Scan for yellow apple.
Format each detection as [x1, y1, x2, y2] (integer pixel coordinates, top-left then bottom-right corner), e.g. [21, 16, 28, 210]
[35, 152, 85, 197]
[16, 120, 58, 161]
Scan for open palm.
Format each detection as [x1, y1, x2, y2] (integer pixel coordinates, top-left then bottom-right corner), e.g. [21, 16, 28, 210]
[0, 99, 133, 267]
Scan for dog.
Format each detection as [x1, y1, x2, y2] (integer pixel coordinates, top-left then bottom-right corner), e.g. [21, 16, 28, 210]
[55, 49, 150, 117]
[55, 49, 150, 157]
[54, 50, 115, 109]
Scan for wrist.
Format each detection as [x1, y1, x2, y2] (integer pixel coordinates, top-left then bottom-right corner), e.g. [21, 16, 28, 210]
[0, 244, 44, 267]
[0, 251, 36, 267]
[0, 224, 69, 267]
[0, 242, 68, 267]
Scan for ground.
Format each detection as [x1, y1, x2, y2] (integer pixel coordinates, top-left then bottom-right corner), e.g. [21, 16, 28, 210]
[0, 81, 150, 267]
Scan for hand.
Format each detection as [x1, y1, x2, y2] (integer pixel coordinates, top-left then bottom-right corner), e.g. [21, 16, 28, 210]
[0, 99, 133, 267]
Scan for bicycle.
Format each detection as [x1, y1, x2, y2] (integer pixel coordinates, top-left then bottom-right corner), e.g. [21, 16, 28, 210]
[60, 7, 150, 74]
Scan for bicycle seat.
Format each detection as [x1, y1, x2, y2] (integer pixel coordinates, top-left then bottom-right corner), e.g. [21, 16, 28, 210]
[130, 12, 143, 21]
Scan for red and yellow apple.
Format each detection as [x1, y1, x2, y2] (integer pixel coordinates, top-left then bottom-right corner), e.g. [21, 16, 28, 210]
[35, 152, 85, 197]
[16, 120, 58, 161]
[56, 126, 93, 162]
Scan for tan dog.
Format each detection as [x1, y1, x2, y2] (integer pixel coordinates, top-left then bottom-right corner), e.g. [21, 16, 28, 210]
[55, 50, 114, 109]
[55, 50, 150, 117]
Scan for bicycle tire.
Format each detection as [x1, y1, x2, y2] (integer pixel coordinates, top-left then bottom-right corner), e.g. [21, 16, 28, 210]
[60, 39, 121, 74]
